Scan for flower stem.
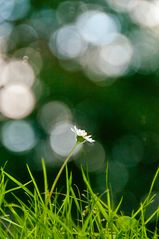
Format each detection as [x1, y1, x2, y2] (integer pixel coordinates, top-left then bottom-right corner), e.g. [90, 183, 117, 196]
[48, 142, 80, 201]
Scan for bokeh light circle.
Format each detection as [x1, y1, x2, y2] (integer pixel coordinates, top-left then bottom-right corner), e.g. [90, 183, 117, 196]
[130, 1, 159, 28]
[1, 120, 37, 153]
[75, 141, 106, 172]
[112, 135, 144, 167]
[107, 0, 138, 13]
[0, 0, 15, 21]
[49, 24, 87, 60]
[81, 33, 133, 84]
[38, 101, 72, 133]
[76, 10, 119, 45]
[13, 47, 43, 76]
[0, 83, 35, 119]
[1, 59, 35, 87]
[50, 121, 81, 157]
[108, 160, 129, 193]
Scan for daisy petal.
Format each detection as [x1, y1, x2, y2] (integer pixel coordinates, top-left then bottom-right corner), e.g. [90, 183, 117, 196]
[71, 125, 95, 144]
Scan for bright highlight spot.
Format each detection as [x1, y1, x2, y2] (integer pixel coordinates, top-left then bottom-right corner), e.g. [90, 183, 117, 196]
[1, 59, 35, 87]
[76, 10, 119, 45]
[81, 34, 133, 83]
[130, 0, 159, 28]
[1, 120, 37, 152]
[49, 24, 86, 59]
[0, 83, 35, 119]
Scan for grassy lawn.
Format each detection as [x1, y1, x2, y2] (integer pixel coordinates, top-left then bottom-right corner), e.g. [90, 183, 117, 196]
[0, 128, 159, 238]
[0, 162, 159, 239]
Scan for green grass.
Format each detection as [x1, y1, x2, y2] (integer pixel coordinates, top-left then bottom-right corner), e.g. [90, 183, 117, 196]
[0, 162, 159, 238]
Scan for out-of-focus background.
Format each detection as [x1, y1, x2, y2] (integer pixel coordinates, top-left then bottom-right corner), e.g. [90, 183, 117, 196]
[1, 0, 159, 214]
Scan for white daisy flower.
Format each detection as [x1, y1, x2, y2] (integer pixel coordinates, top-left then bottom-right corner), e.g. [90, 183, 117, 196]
[71, 125, 95, 143]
